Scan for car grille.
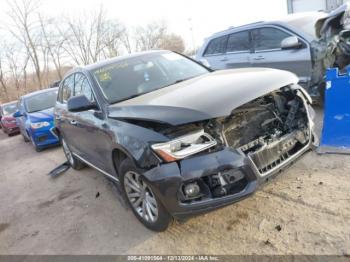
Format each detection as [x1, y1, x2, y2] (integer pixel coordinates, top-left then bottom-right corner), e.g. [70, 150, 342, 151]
[224, 129, 310, 176]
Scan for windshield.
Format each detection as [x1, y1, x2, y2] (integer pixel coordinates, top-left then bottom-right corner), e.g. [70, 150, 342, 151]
[92, 52, 209, 104]
[2, 102, 17, 116]
[25, 90, 58, 113]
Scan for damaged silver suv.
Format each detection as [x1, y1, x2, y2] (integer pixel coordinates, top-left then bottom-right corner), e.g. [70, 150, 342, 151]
[196, 4, 350, 103]
[55, 51, 317, 231]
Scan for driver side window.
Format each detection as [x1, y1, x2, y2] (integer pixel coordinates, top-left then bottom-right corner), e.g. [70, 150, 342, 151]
[252, 27, 291, 51]
[60, 74, 74, 104]
[74, 73, 95, 103]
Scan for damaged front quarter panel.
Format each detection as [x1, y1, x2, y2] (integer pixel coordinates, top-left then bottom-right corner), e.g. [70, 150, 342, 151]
[311, 3, 350, 90]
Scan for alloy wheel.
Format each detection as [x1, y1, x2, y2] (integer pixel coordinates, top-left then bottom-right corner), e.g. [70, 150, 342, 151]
[124, 171, 158, 223]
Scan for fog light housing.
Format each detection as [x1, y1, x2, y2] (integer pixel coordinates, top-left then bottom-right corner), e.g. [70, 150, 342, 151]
[184, 182, 200, 198]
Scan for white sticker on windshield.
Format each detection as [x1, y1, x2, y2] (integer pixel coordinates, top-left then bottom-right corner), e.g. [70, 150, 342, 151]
[162, 53, 181, 61]
[326, 81, 332, 89]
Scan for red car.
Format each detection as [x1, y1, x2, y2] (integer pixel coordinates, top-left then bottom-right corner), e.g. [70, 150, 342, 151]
[0, 101, 20, 136]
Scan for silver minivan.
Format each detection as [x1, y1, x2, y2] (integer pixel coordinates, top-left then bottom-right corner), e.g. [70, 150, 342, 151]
[196, 4, 350, 102]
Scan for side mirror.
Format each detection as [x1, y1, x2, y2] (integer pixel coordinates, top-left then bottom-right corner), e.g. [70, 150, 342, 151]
[67, 95, 97, 112]
[13, 111, 23, 118]
[281, 36, 301, 49]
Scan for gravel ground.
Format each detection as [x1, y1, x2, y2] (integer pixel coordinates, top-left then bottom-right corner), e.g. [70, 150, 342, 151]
[0, 108, 349, 255]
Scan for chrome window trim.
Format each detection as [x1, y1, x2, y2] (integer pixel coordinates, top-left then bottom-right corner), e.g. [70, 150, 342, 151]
[203, 52, 226, 57]
[226, 50, 250, 55]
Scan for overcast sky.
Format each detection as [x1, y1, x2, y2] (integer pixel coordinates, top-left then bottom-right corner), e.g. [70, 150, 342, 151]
[0, 0, 288, 49]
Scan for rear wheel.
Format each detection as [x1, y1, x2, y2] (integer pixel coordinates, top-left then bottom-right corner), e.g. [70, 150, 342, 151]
[62, 138, 85, 170]
[119, 158, 172, 231]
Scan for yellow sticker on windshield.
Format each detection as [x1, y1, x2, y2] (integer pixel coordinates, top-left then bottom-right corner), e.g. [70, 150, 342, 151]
[98, 72, 111, 82]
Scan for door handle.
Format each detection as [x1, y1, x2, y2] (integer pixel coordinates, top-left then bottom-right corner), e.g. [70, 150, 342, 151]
[253, 56, 265, 61]
[220, 57, 228, 62]
[70, 120, 77, 125]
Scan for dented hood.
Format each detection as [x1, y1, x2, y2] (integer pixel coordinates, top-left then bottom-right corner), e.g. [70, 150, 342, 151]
[108, 68, 299, 126]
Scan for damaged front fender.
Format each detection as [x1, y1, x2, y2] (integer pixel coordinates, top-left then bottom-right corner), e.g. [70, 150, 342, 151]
[311, 3, 350, 91]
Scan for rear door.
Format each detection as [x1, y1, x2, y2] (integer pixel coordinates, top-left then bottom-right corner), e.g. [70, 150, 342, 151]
[250, 26, 313, 85]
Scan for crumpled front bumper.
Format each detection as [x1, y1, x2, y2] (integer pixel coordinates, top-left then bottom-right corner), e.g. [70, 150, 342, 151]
[143, 142, 312, 219]
[140, 93, 316, 219]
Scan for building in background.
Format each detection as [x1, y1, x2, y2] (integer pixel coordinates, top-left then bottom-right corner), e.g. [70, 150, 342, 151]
[287, 0, 345, 13]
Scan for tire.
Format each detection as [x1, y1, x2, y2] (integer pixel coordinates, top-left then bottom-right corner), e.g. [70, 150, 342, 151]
[119, 158, 172, 232]
[35, 146, 43, 152]
[61, 138, 85, 170]
[22, 132, 30, 142]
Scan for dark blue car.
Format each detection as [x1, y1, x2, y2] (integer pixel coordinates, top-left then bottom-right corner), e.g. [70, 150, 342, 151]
[14, 88, 60, 151]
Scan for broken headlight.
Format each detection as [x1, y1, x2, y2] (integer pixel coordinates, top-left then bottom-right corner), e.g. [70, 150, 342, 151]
[151, 129, 217, 162]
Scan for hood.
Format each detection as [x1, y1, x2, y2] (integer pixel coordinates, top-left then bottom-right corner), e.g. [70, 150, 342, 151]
[108, 68, 298, 126]
[28, 107, 54, 122]
[1, 115, 15, 121]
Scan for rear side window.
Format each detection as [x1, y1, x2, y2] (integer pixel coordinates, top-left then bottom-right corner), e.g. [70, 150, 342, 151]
[59, 74, 74, 103]
[204, 35, 228, 56]
[226, 31, 251, 53]
[252, 27, 291, 51]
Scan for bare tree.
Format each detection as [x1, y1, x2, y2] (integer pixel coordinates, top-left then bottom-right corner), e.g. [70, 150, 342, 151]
[62, 6, 107, 65]
[135, 21, 168, 51]
[0, 53, 10, 101]
[38, 15, 66, 79]
[120, 28, 133, 54]
[7, 0, 43, 89]
[6, 46, 23, 96]
[101, 20, 128, 58]
[158, 33, 185, 53]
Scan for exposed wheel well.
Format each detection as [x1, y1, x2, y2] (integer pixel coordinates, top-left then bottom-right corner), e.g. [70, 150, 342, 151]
[54, 127, 61, 138]
[112, 149, 128, 177]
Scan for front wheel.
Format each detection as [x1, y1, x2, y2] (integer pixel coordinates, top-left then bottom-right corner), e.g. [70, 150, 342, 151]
[22, 130, 30, 142]
[119, 158, 172, 232]
[62, 138, 85, 170]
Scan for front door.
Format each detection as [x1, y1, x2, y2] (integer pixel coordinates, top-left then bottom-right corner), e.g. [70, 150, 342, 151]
[68, 73, 114, 174]
[250, 26, 313, 86]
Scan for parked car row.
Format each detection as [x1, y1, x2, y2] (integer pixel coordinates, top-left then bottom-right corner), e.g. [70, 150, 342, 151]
[4, 3, 344, 232]
[0, 101, 19, 135]
[0, 88, 60, 152]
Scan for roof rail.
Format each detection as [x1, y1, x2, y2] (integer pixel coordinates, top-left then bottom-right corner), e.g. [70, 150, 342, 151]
[213, 21, 264, 36]
[228, 21, 264, 29]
